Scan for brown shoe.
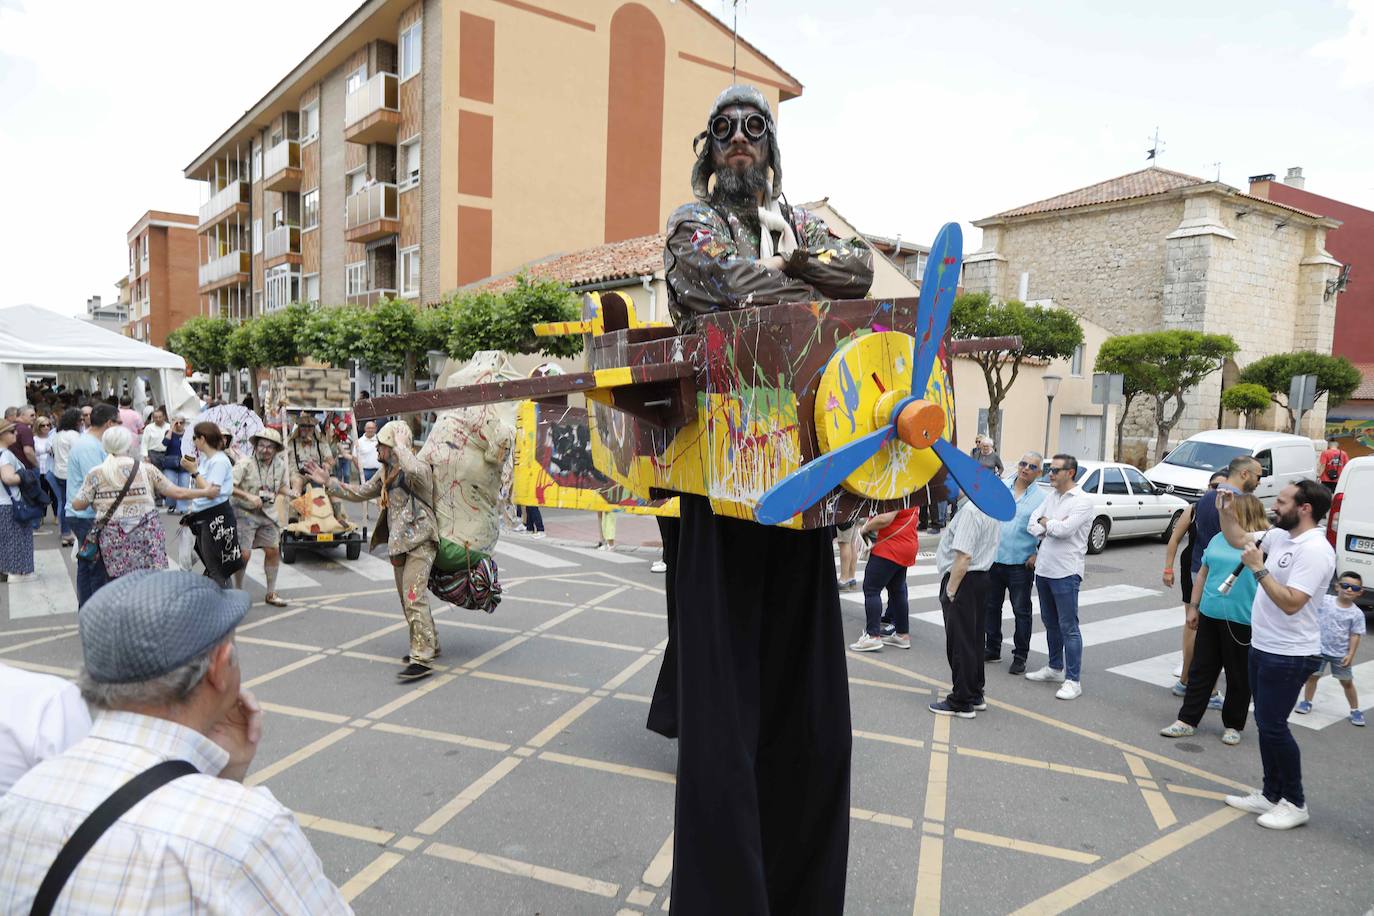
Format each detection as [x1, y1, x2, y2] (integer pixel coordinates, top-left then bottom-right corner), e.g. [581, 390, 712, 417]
[264, 593, 288, 607]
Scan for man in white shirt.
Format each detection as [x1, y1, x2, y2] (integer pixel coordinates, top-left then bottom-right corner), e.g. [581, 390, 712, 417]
[1025, 454, 1094, 700]
[929, 494, 1002, 718]
[0, 571, 350, 913]
[354, 420, 380, 521]
[0, 663, 91, 795]
[1219, 480, 1336, 830]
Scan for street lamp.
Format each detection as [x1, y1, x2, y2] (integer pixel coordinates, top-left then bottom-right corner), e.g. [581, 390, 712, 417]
[1042, 374, 1062, 458]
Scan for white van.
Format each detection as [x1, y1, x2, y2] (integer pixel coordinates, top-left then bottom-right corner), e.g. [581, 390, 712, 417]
[1145, 429, 1317, 506]
[1329, 455, 1374, 612]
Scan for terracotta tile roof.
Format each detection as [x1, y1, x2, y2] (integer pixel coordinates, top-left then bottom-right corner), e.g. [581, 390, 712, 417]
[995, 167, 1209, 218]
[1352, 364, 1374, 400]
[465, 233, 666, 294]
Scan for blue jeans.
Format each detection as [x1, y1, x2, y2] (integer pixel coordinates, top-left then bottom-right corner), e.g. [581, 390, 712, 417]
[1036, 573, 1082, 682]
[523, 505, 544, 533]
[862, 554, 908, 636]
[338, 462, 352, 484]
[164, 468, 192, 512]
[1250, 649, 1321, 807]
[985, 561, 1034, 661]
[66, 515, 109, 607]
[363, 467, 378, 482]
[44, 473, 70, 535]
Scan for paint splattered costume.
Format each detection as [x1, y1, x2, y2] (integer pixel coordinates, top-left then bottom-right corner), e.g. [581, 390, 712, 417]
[326, 423, 441, 671]
[658, 85, 873, 915]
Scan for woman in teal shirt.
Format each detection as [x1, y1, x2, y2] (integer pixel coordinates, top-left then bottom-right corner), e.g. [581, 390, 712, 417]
[1160, 494, 1270, 745]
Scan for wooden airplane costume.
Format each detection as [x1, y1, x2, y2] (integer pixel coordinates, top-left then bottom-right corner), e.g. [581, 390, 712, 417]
[355, 223, 1017, 525]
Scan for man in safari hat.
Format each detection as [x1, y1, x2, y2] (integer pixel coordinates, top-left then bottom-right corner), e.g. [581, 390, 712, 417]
[231, 427, 290, 607]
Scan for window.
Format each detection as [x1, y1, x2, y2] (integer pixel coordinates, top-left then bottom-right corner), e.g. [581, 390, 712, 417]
[1253, 449, 1273, 478]
[1070, 343, 1085, 377]
[399, 21, 422, 81]
[300, 101, 319, 143]
[303, 273, 320, 305]
[265, 265, 301, 312]
[302, 188, 319, 230]
[399, 137, 421, 189]
[1122, 466, 1154, 494]
[1079, 470, 1101, 494]
[347, 167, 368, 195]
[346, 261, 367, 296]
[1101, 467, 1128, 495]
[345, 65, 367, 95]
[252, 218, 262, 254]
[400, 246, 420, 297]
[252, 149, 262, 182]
[271, 207, 285, 230]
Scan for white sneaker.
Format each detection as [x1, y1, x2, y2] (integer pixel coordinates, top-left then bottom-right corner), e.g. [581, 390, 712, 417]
[1025, 666, 1066, 683]
[6, 572, 37, 583]
[531, 532, 546, 539]
[1257, 799, 1310, 830]
[650, 560, 667, 573]
[1224, 791, 1276, 816]
[849, 633, 884, 652]
[1055, 680, 1082, 700]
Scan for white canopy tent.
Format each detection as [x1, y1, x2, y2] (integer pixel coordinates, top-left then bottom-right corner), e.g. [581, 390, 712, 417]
[0, 304, 200, 416]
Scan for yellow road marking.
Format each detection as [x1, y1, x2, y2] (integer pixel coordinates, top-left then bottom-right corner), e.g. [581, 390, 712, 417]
[1167, 784, 1229, 801]
[238, 605, 311, 632]
[242, 653, 327, 689]
[1010, 807, 1248, 915]
[338, 851, 405, 903]
[848, 676, 930, 695]
[260, 702, 351, 724]
[541, 751, 675, 785]
[854, 730, 926, 749]
[955, 747, 1128, 784]
[0, 658, 76, 676]
[1141, 788, 1178, 829]
[0, 623, 77, 637]
[541, 633, 646, 652]
[851, 806, 915, 829]
[642, 832, 674, 887]
[468, 670, 589, 694]
[246, 727, 354, 786]
[932, 715, 951, 745]
[238, 635, 324, 652]
[627, 888, 656, 907]
[294, 811, 394, 845]
[336, 622, 407, 650]
[319, 604, 396, 620]
[601, 652, 659, 691]
[594, 606, 665, 619]
[923, 750, 949, 823]
[912, 834, 943, 916]
[589, 569, 666, 596]
[614, 692, 653, 704]
[340, 650, 450, 669]
[425, 841, 620, 897]
[363, 672, 460, 720]
[434, 618, 521, 634]
[415, 756, 523, 835]
[1123, 752, 1152, 780]
[953, 828, 1100, 865]
[526, 696, 600, 748]
[370, 721, 512, 753]
[462, 635, 530, 670]
[0, 630, 79, 655]
[392, 836, 424, 851]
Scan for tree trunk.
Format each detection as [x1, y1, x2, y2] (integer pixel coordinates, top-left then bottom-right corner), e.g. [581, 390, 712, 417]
[986, 395, 1002, 452]
[1114, 393, 1136, 461]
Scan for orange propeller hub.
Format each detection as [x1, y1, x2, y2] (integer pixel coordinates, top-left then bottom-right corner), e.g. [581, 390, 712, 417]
[895, 399, 944, 450]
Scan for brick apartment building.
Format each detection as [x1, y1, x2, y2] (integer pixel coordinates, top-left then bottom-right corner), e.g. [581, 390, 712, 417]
[182, 0, 800, 322]
[124, 211, 198, 346]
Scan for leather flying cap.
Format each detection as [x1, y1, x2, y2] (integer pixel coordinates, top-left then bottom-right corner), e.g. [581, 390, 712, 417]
[79, 570, 249, 684]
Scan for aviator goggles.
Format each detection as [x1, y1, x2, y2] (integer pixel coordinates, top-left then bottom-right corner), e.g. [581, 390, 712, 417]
[710, 112, 769, 143]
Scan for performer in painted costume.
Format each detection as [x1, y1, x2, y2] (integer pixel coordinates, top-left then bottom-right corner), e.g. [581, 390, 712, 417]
[659, 84, 874, 914]
[304, 420, 440, 682]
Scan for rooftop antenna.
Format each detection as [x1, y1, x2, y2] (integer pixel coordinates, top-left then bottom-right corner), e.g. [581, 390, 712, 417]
[726, 0, 743, 83]
[1208, 161, 1222, 181]
[1145, 127, 1165, 166]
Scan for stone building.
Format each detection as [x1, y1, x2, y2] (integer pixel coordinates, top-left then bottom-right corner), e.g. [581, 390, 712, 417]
[964, 166, 1344, 462]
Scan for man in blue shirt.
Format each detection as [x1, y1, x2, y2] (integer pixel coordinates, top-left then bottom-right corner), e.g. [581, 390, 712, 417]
[65, 403, 118, 606]
[984, 451, 1046, 674]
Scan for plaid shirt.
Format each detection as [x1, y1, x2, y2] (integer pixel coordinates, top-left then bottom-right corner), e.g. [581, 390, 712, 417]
[0, 711, 350, 914]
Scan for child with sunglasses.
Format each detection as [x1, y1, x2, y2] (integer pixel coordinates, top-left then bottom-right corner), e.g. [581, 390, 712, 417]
[1295, 572, 1366, 725]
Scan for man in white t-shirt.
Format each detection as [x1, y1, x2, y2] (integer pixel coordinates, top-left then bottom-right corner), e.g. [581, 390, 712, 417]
[0, 663, 91, 795]
[1219, 479, 1335, 830]
[354, 421, 380, 522]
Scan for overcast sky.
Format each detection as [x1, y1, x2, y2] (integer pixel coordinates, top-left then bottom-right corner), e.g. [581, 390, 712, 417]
[2, 0, 1371, 318]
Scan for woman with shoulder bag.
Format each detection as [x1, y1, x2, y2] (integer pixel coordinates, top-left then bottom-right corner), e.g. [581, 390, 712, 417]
[0, 419, 37, 583]
[179, 422, 243, 585]
[69, 427, 214, 590]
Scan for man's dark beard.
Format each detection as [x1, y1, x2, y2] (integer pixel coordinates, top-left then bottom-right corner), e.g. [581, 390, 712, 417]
[1272, 506, 1299, 530]
[712, 162, 770, 205]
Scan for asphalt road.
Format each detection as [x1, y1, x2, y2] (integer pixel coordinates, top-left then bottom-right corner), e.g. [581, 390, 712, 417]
[2, 509, 1372, 914]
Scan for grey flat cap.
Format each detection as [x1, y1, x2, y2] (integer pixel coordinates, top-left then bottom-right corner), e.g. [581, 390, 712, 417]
[80, 571, 250, 684]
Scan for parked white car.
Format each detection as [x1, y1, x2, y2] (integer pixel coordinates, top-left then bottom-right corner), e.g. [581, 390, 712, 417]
[1145, 429, 1317, 507]
[1329, 455, 1374, 614]
[1039, 460, 1190, 554]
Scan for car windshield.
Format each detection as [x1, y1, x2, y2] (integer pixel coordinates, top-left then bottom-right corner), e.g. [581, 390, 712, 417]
[1162, 440, 1249, 472]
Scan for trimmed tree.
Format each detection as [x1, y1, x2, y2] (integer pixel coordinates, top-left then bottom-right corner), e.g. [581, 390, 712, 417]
[447, 276, 584, 361]
[224, 321, 259, 370]
[251, 302, 317, 368]
[1220, 383, 1272, 428]
[950, 293, 1084, 450]
[1237, 351, 1361, 427]
[304, 305, 368, 370]
[1093, 335, 1150, 460]
[166, 316, 232, 395]
[1096, 330, 1238, 464]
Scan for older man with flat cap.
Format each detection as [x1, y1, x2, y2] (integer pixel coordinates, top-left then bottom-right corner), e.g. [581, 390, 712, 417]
[0, 571, 349, 914]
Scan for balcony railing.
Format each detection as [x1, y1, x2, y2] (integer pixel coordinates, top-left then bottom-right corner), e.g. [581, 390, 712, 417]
[264, 225, 301, 262]
[346, 288, 399, 307]
[344, 72, 400, 144]
[198, 250, 251, 288]
[344, 183, 399, 242]
[199, 180, 250, 228]
[263, 140, 301, 192]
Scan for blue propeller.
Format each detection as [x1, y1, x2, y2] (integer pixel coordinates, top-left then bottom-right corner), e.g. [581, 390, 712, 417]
[754, 222, 1015, 525]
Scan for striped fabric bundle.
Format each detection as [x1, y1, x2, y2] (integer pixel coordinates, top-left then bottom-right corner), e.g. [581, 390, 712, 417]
[428, 556, 502, 613]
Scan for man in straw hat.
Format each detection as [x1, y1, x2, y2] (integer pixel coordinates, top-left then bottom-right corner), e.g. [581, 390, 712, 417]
[231, 427, 291, 606]
[304, 420, 439, 682]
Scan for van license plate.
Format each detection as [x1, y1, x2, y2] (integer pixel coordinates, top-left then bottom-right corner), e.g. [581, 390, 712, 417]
[1349, 535, 1374, 555]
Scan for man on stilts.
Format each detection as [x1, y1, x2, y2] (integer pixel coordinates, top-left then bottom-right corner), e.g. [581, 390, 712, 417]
[658, 84, 874, 914]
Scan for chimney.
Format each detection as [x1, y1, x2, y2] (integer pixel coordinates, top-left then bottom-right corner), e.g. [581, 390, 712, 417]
[1284, 166, 1305, 190]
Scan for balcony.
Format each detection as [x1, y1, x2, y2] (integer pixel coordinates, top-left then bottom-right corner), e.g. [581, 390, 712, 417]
[199, 181, 250, 230]
[263, 140, 301, 192]
[344, 72, 400, 145]
[198, 250, 251, 292]
[264, 225, 301, 267]
[345, 287, 399, 307]
[344, 183, 399, 242]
